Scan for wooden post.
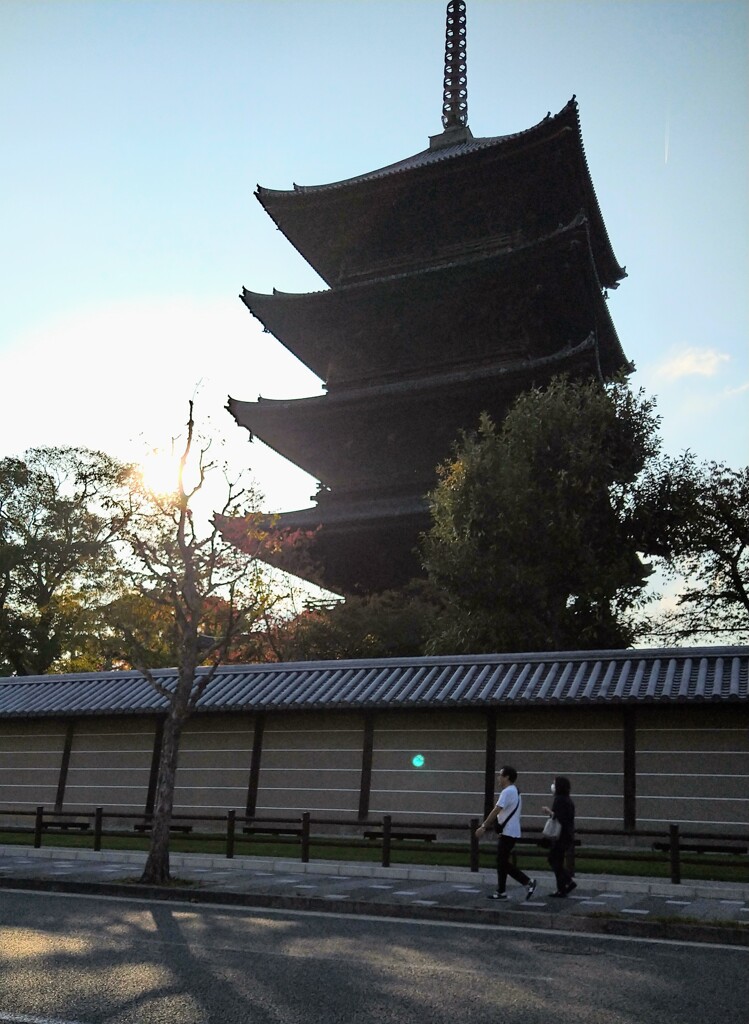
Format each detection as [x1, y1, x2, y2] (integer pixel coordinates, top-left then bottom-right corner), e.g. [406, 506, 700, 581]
[34, 806, 44, 848]
[94, 807, 103, 852]
[358, 712, 374, 821]
[226, 809, 236, 860]
[623, 707, 637, 833]
[483, 710, 497, 819]
[144, 717, 165, 820]
[669, 823, 681, 885]
[54, 721, 75, 813]
[246, 713, 265, 818]
[301, 812, 310, 864]
[470, 817, 480, 872]
[382, 814, 392, 868]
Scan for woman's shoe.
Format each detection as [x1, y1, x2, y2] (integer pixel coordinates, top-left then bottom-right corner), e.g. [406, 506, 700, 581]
[564, 881, 577, 894]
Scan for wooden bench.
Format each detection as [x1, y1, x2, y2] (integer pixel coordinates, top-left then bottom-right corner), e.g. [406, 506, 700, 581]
[133, 823, 193, 834]
[42, 821, 90, 831]
[364, 830, 437, 843]
[652, 841, 747, 855]
[242, 826, 302, 837]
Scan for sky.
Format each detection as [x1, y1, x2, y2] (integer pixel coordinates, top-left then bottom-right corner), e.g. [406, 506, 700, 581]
[1, 0, 747, 519]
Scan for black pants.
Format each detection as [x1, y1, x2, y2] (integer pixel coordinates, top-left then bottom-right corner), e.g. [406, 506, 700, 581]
[496, 835, 531, 893]
[547, 841, 573, 892]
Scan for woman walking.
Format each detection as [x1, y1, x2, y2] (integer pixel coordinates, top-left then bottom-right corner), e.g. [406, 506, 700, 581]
[543, 775, 576, 897]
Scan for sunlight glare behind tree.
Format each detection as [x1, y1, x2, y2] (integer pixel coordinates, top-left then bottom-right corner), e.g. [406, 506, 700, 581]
[115, 401, 277, 884]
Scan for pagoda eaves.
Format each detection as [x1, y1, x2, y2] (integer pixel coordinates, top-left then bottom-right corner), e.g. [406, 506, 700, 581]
[256, 98, 625, 292]
[241, 217, 628, 388]
[228, 336, 602, 494]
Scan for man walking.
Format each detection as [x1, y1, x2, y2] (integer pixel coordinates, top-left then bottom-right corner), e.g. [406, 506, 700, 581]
[475, 765, 536, 900]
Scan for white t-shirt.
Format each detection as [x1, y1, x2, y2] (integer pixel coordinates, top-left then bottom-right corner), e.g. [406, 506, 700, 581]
[496, 784, 522, 838]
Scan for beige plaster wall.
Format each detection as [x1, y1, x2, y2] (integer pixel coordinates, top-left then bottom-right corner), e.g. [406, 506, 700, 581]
[0, 719, 68, 814]
[0, 704, 746, 835]
[369, 709, 486, 822]
[63, 717, 155, 813]
[636, 706, 748, 830]
[172, 714, 255, 814]
[494, 707, 625, 830]
[255, 711, 362, 816]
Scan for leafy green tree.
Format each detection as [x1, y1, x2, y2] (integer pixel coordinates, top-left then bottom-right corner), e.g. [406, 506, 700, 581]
[262, 581, 444, 661]
[634, 454, 748, 644]
[0, 447, 131, 675]
[421, 376, 661, 653]
[113, 403, 277, 884]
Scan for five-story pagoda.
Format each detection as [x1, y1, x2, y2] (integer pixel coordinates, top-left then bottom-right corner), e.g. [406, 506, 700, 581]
[228, 1, 630, 594]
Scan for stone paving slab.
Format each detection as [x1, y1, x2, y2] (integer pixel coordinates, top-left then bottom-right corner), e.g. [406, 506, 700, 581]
[1, 844, 748, 946]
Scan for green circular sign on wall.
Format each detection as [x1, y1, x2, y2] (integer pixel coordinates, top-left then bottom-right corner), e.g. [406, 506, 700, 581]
[411, 753, 425, 768]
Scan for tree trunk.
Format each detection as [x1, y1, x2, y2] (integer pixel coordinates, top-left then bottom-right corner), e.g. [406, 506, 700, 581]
[140, 710, 183, 884]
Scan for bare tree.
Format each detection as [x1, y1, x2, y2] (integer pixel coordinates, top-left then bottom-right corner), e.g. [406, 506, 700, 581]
[116, 402, 274, 884]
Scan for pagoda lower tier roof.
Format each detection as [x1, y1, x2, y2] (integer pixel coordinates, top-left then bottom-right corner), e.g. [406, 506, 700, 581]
[256, 98, 625, 291]
[241, 216, 628, 386]
[228, 336, 602, 492]
[234, 496, 432, 594]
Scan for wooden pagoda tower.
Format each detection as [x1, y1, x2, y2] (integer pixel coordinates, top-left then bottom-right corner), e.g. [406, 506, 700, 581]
[228, 1, 630, 594]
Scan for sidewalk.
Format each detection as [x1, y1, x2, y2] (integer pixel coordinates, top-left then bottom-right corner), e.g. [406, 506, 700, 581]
[2, 844, 748, 947]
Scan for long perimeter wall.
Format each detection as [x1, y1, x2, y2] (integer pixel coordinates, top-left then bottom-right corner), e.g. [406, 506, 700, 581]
[1, 705, 746, 834]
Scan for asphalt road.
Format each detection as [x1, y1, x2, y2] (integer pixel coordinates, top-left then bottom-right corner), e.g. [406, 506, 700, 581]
[1, 890, 748, 1024]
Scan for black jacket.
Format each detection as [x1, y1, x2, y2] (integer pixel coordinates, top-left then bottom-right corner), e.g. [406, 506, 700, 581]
[551, 794, 575, 846]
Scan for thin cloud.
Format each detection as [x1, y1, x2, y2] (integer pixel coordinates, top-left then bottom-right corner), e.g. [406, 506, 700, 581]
[654, 347, 730, 381]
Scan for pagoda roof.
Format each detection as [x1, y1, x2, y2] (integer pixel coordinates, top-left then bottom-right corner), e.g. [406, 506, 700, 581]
[241, 216, 628, 386]
[254, 496, 431, 593]
[228, 336, 602, 490]
[256, 98, 625, 290]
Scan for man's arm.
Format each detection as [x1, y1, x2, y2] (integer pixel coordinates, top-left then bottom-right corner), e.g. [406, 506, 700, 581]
[475, 803, 500, 839]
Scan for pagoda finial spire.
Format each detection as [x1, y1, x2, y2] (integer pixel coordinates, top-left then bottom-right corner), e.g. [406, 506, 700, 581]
[441, 1, 468, 130]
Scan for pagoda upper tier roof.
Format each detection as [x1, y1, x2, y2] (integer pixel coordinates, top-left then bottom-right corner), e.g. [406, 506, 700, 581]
[256, 98, 625, 290]
[227, 336, 602, 492]
[241, 216, 628, 386]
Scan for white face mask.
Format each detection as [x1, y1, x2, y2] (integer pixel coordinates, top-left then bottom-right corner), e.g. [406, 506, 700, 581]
[550, 783, 556, 793]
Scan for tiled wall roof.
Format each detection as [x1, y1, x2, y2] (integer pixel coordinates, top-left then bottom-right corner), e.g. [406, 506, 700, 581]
[1, 647, 747, 719]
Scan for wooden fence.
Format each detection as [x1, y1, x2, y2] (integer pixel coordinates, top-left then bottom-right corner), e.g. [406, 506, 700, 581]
[0, 807, 746, 885]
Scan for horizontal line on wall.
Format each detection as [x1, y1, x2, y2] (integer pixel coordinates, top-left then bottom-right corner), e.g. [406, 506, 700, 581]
[371, 791, 624, 802]
[161, 748, 253, 755]
[254, 806, 359, 814]
[637, 795, 747, 803]
[0, 748, 64, 754]
[491, 749, 623, 755]
[636, 818, 749, 827]
[0, 784, 60, 790]
[59, 733, 154, 738]
[638, 750, 748, 755]
[637, 772, 749, 779]
[254, 787, 359, 794]
[373, 749, 623, 754]
[0, 733, 65, 738]
[263, 730, 364, 736]
[172, 787, 248, 793]
[638, 728, 748, 733]
[55, 804, 145, 812]
[57, 785, 156, 791]
[65, 751, 152, 757]
[366, 730, 486, 735]
[262, 748, 366, 754]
